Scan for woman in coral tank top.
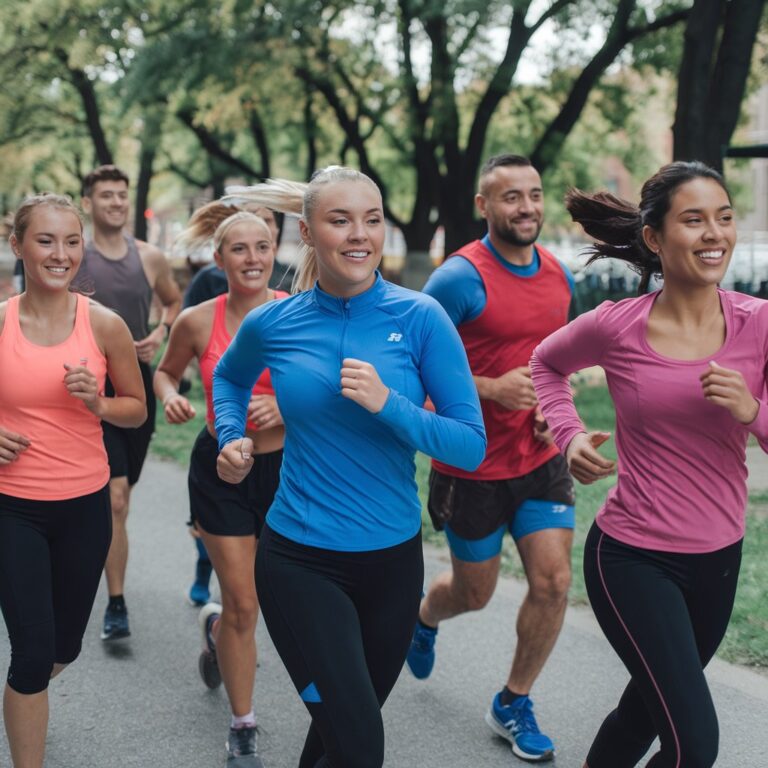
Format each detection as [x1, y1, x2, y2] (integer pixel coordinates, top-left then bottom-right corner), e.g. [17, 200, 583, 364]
[0, 193, 146, 767]
[154, 210, 286, 765]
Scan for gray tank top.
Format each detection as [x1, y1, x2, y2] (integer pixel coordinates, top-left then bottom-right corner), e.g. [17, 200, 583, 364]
[80, 235, 152, 341]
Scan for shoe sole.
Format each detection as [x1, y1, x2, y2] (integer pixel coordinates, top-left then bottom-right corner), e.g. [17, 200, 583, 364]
[187, 591, 209, 607]
[405, 654, 434, 680]
[227, 755, 264, 767]
[198, 602, 223, 649]
[198, 649, 222, 689]
[484, 710, 555, 763]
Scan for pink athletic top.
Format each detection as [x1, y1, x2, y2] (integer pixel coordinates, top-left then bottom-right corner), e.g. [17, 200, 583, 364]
[199, 292, 288, 431]
[0, 294, 109, 500]
[530, 289, 768, 553]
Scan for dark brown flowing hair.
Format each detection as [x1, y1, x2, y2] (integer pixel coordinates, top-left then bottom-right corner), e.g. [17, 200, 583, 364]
[565, 161, 730, 294]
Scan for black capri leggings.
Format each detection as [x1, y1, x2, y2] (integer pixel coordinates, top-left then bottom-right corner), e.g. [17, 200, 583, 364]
[256, 524, 423, 768]
[0, 487, 112, 694]
[583, 521, 742, 768]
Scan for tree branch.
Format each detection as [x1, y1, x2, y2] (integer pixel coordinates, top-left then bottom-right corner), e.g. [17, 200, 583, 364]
[531, 0, 691, 172]
[529, 0, 577, 36]
[161, 154, 211, 188]
[463, 7, 531, 186]
[626, 6, 691, 42]
[176, 107, 262, 179]
[294, 63, 404, 228]
[53, 48, 114, 165]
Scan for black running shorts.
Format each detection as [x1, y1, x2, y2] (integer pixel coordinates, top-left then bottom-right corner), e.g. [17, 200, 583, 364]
[188, 428, 282, 537]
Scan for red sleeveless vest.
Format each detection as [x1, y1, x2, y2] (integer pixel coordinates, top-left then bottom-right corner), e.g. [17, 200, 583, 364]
[432, 239, 571, 480]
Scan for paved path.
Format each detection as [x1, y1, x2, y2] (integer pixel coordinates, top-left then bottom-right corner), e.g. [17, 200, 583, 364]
[2, 457, 768, 767]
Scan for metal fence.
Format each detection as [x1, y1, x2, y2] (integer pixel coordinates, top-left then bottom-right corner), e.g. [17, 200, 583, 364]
[557, 231, 768, 315]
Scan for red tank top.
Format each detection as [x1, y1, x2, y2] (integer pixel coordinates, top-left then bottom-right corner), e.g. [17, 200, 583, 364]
[200, 292, 288, 431]
[432, 240, 571, 480]
[0, 294, 109, 499]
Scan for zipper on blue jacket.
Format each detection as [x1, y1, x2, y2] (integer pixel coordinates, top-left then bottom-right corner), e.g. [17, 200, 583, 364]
[338, 298, 351, 377]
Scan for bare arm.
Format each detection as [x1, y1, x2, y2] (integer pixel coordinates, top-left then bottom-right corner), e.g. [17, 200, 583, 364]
[154, 306, 207, 424]
[473, 366, 537, 410]
[136, 243, 182, 363]
[87, 305, 147, 427]
[0, 302, 31, 461]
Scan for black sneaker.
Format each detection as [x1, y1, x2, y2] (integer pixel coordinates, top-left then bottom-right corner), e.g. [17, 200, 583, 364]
[101, 602, 130, 641]
[227, 725, 263, 767]
[198, 602, 222, 689]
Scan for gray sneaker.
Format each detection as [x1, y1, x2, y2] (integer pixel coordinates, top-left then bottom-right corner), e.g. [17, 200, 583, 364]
[198, 603, 222, 689]
[227, 726, 263, 767]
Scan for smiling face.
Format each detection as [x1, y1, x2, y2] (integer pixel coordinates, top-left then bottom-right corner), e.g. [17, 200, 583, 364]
[82, 179, 130, 233]
[476, 164, 544, 247]
[214, 219, 275, 296]
[11, 205, 83, 292]
[299, 179, 385, 298]
[643, 177, 735, 290]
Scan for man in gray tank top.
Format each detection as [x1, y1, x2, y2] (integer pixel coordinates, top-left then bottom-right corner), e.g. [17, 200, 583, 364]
[79, 165, 181, 642]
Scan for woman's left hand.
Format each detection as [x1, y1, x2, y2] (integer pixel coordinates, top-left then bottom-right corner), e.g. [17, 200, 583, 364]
[63, 361, 102, 415]
[340, 358, 389, 414]
[700, 361, 759, 424]
[247, 394, 283, 429]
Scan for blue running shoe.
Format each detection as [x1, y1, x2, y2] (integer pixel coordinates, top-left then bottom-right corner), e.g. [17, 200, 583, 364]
[188, 556, 212, 606]
[485, 692, 555, 762]
[405, 622, 438, 679]
[100, 602, 130, 641]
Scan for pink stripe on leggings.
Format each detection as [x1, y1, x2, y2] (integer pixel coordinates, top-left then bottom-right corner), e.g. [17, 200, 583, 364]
[596, 532, 681, 767]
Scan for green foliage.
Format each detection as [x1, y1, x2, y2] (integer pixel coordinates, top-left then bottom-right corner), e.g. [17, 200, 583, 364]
[0, 0, 760, 255]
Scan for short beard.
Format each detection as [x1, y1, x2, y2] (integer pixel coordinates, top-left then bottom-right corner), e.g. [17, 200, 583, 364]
[495, 220, 542, 247]
[95, 215, 127, 235]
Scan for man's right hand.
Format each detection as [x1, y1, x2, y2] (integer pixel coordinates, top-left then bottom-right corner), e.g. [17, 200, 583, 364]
[489, 366, 538, 410]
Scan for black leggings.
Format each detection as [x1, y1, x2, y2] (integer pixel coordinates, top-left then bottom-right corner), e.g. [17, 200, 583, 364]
[583, 522, 742, 768]
[0, 487, 111, 694]
[256, 524, 423, 768]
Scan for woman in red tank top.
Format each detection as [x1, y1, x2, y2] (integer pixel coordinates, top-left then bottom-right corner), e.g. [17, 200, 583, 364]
[154, 210, 286, 763]
[0, 194, 145, 767]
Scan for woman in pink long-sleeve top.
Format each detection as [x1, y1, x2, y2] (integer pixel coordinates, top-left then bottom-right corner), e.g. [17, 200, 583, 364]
[530, 161, 768, 768]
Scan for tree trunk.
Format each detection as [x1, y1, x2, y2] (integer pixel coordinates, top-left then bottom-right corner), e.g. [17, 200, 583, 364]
[134, 144, 154, 241]
[439, 161, 485, 255]
[672, 0, 726, 165]
[705, 0, 764, 170]
[673, 0, 762, 172]
[248, 107, 270, 180]
[66, 64, 113, 165]
[400, 250, 435, 290]
[134, 112, 164, 241]
[304, 87, 318, 180]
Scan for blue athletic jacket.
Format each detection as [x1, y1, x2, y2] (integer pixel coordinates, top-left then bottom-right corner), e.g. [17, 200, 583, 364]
[213, 273, 486, 551]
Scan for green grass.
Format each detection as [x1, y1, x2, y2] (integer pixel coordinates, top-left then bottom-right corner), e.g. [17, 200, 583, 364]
[152, 379, 768, 667]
